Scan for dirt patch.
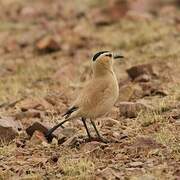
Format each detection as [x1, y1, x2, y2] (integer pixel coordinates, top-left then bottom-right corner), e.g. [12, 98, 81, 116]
[0, 0, 180, 179]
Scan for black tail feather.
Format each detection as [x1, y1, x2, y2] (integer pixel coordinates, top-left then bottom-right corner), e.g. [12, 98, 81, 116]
[63, 106, 78, 119]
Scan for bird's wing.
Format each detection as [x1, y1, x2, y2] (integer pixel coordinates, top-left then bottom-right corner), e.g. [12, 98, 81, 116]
[74, 78, 110, 110]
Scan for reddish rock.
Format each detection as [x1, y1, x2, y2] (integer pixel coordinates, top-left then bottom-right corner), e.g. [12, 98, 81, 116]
[0, 117, 22, 143]
[35, 35, 61, 54]
[118, 101, 152, 118]
[126, 64, 157, 81]
[17, 97, 54, 111]
[140, 82, 168, 97]
[133, 136, 162, 149]
[29, 130, 48, 145]
[14, 109, 41, 120]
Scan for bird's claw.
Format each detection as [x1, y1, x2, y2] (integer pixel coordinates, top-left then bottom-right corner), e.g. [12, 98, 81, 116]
[87, 136, 109, 143]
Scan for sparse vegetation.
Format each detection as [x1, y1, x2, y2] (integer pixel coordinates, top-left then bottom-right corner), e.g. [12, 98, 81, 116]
[0, 0, 180, 179]
[59, 157, 95, 179]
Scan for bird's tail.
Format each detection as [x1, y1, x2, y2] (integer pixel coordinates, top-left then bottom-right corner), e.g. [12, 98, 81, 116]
[62, 106, 78, 119]
[46, 106, 79, 137]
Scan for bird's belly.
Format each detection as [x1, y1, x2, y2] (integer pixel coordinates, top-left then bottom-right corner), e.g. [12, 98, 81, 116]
[79, 76, 119, 119]
[82, 98, 116, 119]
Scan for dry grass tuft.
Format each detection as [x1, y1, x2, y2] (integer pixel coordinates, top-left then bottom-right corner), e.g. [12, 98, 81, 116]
[155, 126, 180, 159]
[58, 157, 95, 180]
[136, 110, 166, 127]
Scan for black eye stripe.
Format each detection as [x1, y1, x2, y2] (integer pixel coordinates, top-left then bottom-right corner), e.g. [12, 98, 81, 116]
[105, 54, 112, 57]
[92, 51, 109, 61]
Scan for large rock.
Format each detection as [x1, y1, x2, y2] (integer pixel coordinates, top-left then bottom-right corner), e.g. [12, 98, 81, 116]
[35, 35, 61, 54]
[126, 64, 158, 81]
[118, 101, 152, 118]
[17, 97, 54, 111]
[0, 117, 22, 143]
[140, 82, 168, 97]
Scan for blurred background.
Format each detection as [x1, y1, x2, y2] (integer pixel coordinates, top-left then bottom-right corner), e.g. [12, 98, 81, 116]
[0, 0, 180, 114]
[0, 1, 180, 179]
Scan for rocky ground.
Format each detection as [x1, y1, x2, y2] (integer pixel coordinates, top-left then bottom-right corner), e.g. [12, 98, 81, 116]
[0, 0, 180, 179]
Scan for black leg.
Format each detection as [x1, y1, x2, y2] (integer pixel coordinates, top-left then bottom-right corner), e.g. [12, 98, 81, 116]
[81, 117, 92, 139]
[90, 119, 101, 138]
[90, 119, 108, 143]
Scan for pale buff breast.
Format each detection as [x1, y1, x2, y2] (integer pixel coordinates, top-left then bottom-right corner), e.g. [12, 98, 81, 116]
[75, 73, 119, 119]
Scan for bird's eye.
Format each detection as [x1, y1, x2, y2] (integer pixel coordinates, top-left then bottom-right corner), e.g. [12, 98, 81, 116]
[105, 54, 112, 57]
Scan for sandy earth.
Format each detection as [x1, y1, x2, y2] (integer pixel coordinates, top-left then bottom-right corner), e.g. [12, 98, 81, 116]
[0, 0, 180, 179]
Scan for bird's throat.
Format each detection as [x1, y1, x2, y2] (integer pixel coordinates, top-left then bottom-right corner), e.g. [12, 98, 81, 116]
[93, 65, 114, 78]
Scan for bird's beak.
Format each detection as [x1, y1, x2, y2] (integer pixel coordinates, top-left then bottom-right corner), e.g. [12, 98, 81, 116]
[113, 55, 124, 59]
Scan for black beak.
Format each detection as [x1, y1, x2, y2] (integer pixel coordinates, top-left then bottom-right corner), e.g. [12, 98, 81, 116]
[113, 55, 124, 59]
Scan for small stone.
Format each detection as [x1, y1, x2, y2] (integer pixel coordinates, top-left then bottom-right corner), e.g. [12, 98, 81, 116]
[14, 109, 41, 120]
[20, 6, 37, 18]
[30, 130, 48, 145]
[26, 122, 48, 137]
[134, 74, 151, 82]
[112, 132, 120, 139]
[63, 135, 79, 147]
[50, 154, 59, 163]
[129, 161, 143, 168]
[16, 97, 54, 112]
[51, 138, 58, 145]
[96, 167, 123, 179]
[89, 8, 112, 26]
[175, 120, 180, 126]
[137, 174, 156, 180]
[81, 141, 105, 153]
[0, 117, 22, 143]
[104, 118, 120, 127]
[35, 35, 61, 54]
[61, 127, 77, 137]
[26, 122, 56, 143]
[57, 134, 67, 145]
[140, 82, 167, 97]
[133, 136, 162, 149]
[42, 141, 50, 147]
[118, 101, 152, 118]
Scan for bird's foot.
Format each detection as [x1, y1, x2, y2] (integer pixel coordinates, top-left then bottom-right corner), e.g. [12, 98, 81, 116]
[97, 137, 109, 143]
[86, 136, 109, 144]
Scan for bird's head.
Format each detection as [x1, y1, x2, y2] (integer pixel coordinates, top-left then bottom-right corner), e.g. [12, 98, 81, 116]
[92, 51, 124, 75]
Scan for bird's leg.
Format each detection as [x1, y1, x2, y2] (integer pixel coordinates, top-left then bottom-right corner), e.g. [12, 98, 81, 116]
[81, 117, 92, 139]
[90, 119, 109, 143]
[90, 119, 102, 139]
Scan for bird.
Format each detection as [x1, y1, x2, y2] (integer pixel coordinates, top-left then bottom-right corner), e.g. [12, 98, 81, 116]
[45, 51, 124, 143]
